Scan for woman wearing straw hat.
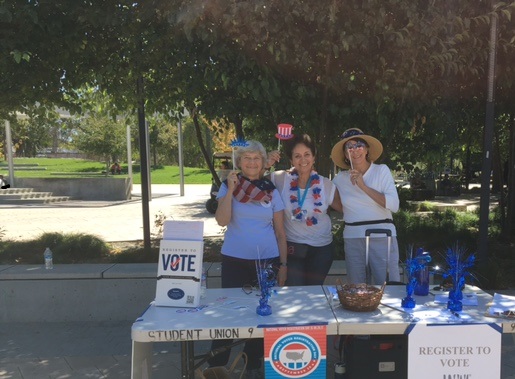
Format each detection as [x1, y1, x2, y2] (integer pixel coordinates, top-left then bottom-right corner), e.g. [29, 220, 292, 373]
[331, 128, 400, 285]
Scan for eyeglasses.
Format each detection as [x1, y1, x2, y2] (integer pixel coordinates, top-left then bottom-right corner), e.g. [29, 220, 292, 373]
[241, 156, 262, 163]
[345, 141, 367, 150]
[242, 284, 260, 295]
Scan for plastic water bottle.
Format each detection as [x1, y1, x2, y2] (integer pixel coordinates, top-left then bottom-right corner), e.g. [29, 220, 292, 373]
[200, 266, 207, 298]
[44, 247, 53, 270]
[334, 362, 347, 378]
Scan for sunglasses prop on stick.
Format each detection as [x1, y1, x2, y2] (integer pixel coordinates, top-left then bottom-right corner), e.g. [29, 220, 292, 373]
[275, 123, 294, 151]
[230, 137, 249, 170]
[346, 146, 354, 170]
[345, 141, 366, 171]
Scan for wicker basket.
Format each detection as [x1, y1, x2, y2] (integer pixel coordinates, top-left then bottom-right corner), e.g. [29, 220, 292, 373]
[336, 279, 385, 312]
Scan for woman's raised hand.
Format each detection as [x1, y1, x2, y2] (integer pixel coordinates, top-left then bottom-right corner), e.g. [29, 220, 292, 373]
[226, 171, 239, 191]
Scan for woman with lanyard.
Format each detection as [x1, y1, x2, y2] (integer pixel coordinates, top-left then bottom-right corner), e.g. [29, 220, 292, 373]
[267, 133, 341, 286]
[331, 128, 400, 285]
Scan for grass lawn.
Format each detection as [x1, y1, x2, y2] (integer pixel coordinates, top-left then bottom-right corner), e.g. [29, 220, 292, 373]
[0, 157, 212, 184]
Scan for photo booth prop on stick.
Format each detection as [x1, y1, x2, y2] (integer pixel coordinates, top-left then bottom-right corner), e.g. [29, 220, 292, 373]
[230, 137, 249, 170]
[275, 123, 294, 150]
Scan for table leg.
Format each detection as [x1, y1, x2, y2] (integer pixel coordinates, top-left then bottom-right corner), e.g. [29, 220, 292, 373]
[181, 341, 196, 379]
[132, 340, 153, 379]
[188, 341, 195, 377]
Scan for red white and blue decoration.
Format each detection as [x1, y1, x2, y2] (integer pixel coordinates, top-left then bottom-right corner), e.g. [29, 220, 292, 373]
[289, 170, 322, 226]
[275, 123, 294, 150]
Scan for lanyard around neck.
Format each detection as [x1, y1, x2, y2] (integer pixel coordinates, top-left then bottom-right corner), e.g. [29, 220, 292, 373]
[296, 175, 312, 210]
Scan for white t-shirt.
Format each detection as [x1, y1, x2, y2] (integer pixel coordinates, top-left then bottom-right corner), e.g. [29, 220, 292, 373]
[271, 170, 335, 246]
[333, 163, 399, 239]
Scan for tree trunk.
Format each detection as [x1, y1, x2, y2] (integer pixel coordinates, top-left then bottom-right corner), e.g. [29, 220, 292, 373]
[191, 108, 220, 187]
[233, 115, 244, 139]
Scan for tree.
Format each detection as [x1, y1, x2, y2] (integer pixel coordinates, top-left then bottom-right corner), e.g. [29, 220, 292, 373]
[9, 117, 52, 157]
[66, 86, 128, 172]
[74, 115, 127, 174]
[3, 1, 515, 173]
[3, 0, 515, 246]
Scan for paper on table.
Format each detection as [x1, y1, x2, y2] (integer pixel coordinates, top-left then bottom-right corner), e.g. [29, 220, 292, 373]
[434, 293, 478, 306]
[326, 286, 338, 300]
[487, 293, 515, 317]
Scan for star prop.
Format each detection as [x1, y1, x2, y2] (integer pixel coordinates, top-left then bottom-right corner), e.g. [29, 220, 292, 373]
[229, 137, 249, 148]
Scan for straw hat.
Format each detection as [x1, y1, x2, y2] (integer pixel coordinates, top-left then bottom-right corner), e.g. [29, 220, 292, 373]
[330, 128, 383, 169]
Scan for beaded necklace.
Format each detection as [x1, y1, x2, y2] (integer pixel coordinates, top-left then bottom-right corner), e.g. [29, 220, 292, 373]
[289, 169, 323, 226]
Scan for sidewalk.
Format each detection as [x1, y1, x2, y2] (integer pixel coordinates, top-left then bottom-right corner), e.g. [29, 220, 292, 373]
[1, 186, 514, 378]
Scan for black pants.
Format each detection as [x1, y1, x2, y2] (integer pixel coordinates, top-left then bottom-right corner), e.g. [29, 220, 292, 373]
[207, 255, 279, 370]
[285, 242, 334, 286]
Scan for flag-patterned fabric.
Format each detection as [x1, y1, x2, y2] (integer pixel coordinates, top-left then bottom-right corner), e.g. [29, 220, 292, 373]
[232, 175, 275, 204]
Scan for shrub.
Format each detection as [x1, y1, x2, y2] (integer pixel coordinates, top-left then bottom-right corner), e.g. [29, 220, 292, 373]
[0, 232, 110, 264]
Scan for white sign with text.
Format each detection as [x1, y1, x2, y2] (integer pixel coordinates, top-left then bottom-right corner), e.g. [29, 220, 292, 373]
[407, 323, 502, 379]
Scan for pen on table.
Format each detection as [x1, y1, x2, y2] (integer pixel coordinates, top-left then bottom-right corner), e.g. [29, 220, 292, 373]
[380, 302, 412, 315]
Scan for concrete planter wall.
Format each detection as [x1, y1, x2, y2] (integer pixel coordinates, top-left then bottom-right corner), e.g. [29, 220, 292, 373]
[16, 177, 132, 201]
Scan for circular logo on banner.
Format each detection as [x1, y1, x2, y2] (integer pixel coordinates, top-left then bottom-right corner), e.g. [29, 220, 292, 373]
[269, 332, 321, 377]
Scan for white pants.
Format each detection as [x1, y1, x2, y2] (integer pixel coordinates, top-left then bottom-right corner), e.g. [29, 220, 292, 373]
[344, 237, 401, 285]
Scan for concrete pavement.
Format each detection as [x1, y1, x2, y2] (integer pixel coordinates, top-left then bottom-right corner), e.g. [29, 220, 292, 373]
[1, 185, 515, 378]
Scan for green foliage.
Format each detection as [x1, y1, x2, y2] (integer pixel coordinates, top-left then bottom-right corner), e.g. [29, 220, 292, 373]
[417, 202, 436, 212]
[394, 209, 478, 258]
[397, 187, 414, 210]
[0, 232, 110, 264]
[75, 115, 127, 168]
[109, 245, 159, 263]
[3, 0, 514, 176]
[9, 116, 53, 157]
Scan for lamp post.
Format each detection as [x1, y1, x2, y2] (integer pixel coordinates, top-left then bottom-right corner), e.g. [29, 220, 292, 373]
[478, 9, 498, 262]
[4, 121, 15, 187]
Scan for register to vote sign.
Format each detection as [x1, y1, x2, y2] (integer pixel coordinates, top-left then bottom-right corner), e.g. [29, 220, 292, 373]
[407, 323, 502, 379]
